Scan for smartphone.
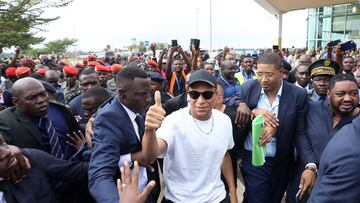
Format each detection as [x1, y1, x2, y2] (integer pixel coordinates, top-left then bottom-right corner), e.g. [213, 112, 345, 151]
[272, 45, 279, 52]
[328, 39, 341, 47]
[295, 188, 302, 202]
[194, 39, 200, 50]
[341, 40, 357, 51]
[171, 40, 178, 47]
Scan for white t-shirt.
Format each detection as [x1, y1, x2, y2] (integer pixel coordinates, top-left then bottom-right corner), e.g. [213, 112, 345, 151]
[157, 107, 234, 203]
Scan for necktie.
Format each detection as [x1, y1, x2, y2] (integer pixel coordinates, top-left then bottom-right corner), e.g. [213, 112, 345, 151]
[135, 115, 145, 141]
[39, 117, 64, 159]
[0, 181, 17, 203]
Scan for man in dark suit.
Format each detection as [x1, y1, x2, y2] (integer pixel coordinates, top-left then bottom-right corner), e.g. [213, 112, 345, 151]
[230, 53, 309, 203]
[286, 73, 359, 202]
[308, 115, 360, 202]
[0, 135, 88, 203]
[0, 77, 80, 160]
[88, 66, 157, 203]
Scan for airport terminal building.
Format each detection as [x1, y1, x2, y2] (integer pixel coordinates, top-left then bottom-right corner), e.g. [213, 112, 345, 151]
[307, 2, 360, 49]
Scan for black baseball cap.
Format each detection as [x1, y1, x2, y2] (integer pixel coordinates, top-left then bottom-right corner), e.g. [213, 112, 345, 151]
[188, 69, 216, 87]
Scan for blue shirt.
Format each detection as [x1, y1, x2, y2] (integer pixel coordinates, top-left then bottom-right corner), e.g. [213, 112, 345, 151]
[216, 76, 241, 105]
[244, 81, 283, 157]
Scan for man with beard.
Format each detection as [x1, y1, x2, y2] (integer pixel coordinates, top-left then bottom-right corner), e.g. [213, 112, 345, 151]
[308, 59, 339, 101]
[231, 53, 309, 203]
[307, 74, 360, 202]
[287, 73, 360, 202]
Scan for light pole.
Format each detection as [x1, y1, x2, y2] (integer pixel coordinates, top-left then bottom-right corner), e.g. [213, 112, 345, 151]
[209, 0, 212, 52]
[196, 8, 200, 38]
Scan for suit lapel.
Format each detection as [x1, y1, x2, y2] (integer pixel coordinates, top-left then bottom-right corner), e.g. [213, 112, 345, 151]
[277, 82, 291, 134]
[114, 97, 138, 141]
[14, 109, 44, 147]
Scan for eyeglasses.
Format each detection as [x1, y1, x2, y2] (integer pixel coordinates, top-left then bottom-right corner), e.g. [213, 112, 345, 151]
[188, 91, 215, 100]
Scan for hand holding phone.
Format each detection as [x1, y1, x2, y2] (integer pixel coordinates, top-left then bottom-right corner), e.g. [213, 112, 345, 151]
[171, 40, 178, 47]
[295, 188, 302, 202]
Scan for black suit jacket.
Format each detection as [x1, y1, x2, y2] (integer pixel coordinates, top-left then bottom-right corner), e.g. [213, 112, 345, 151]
[235, 80, 309, 178]
[163, 92, 187, 116]
[6, 148, 87, 203]
[0, 101, 80, 151]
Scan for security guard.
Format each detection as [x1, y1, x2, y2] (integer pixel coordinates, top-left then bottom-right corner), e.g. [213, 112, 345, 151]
[308, 59, 339, 101]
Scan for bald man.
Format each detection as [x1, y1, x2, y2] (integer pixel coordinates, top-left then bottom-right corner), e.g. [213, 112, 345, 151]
[0, 77, 80, 160]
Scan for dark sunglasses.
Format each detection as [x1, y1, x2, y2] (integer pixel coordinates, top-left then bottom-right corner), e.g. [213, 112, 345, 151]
[188, 91, 215, 100]
[65, 74, 72, 78]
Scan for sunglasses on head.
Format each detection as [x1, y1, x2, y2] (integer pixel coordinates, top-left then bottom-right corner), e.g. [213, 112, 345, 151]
[188, 91, 215, 100]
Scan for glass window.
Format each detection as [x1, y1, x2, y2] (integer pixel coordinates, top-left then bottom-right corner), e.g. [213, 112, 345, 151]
[332, 16, 346, 33]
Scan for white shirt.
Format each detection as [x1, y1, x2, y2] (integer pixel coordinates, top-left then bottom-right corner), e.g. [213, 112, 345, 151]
[118, 104, 147, 192]
[295, 81, 312, 93]
[157, 107, 234, 203]
[0, 178, 6, 203]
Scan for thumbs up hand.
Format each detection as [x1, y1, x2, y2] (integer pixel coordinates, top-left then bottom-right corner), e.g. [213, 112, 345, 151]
[145, 91, 166, 130]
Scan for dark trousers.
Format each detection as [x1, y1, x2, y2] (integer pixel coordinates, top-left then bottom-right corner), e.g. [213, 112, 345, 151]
[286, 160, 309, 203]
[242, 150, 288, 203]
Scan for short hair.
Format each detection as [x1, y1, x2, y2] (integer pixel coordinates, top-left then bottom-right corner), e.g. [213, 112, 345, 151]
[82, 86, 111, 105]
[343, 55, 354, 61]
[328, 73, 357, 91]
[80, 68, 96, 76]
[200, 62, 213, 69]
[257, 53, 282, 69]
[240, 55, 252, 62]
[116, 67, 148, 88]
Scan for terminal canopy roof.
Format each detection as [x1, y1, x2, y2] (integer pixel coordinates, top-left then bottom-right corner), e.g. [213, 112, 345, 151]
[254, 0, 358, 14]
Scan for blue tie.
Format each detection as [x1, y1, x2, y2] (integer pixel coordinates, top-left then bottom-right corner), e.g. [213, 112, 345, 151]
[39, 117, 64, 159]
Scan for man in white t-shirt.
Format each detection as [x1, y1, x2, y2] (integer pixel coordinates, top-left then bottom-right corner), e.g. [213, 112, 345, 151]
[140, 69, 238, 203]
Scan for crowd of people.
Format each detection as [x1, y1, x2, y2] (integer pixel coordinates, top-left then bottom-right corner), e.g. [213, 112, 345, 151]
[0, 40, 360, 203]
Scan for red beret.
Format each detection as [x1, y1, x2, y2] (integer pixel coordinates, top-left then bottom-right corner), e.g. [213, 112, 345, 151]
[88, 55, 96, 60]
[111, 64, 122, 72]
[146, 60, 157, 67]
[95, 65, 111, 73]
[63, 66, 79, 76]
[15, 67, 31, 77]
[35, 68, 49, 75]
[75, 62, 84, 69]
[59, 60, 69, 66]
[88, 61, 100, 67]
[5, 67, 17, 77]
[96, 60, 105, 65]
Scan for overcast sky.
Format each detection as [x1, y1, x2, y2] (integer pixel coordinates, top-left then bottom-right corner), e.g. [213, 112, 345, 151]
[39, 0, 308, 52]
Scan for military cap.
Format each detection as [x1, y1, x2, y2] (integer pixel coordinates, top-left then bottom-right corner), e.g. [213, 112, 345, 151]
[308, 59, 339, 78]
[63, 66, 79, 76]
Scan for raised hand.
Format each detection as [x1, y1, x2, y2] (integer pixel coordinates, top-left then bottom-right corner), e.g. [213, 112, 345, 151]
[145, 91, 165, 130]
[117, 161, 156, 203]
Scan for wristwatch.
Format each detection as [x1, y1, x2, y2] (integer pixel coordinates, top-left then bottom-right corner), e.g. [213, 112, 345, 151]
[305, 163, 318, 174]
